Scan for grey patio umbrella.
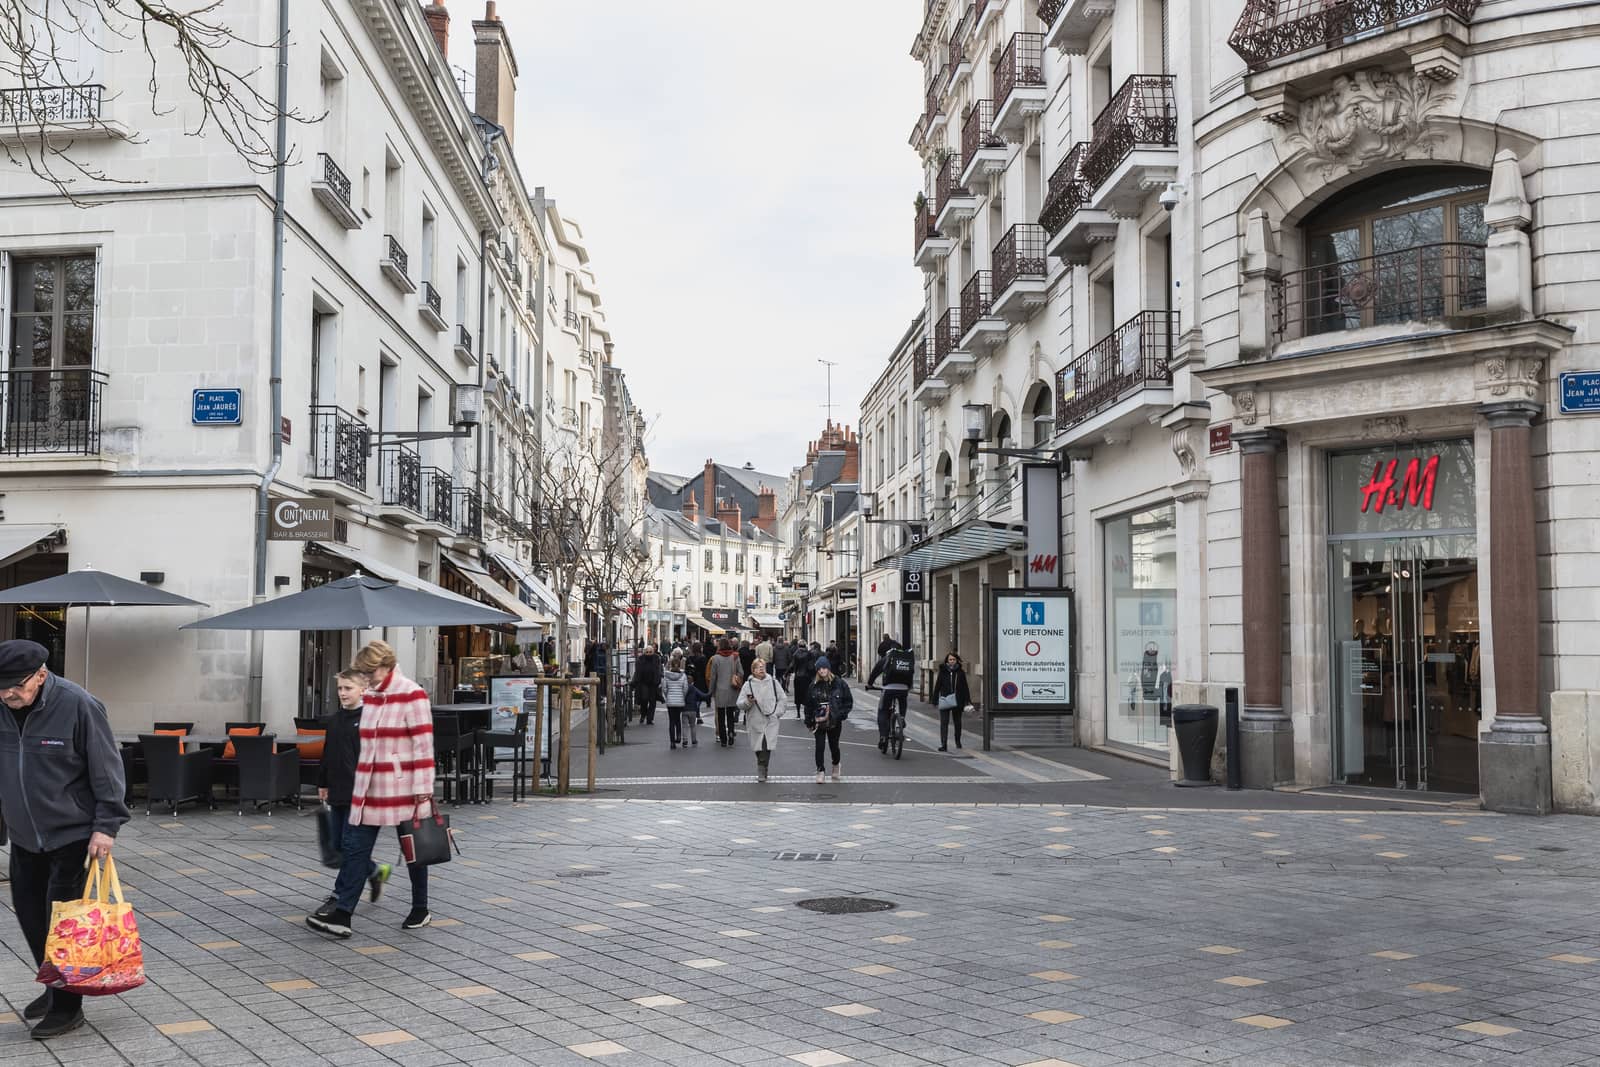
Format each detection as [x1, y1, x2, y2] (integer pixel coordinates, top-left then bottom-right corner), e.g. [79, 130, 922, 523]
[0, 566, 208, 689]
[181, 573, 518, 631]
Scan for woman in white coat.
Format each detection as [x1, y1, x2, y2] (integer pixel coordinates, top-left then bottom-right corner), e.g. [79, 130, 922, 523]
[738, 657, 784, 783]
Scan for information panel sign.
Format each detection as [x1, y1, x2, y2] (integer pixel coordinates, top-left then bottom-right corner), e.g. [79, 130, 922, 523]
[1560, 371, 1600, 415]
[987, 586, 1074, 713]
[192, 388, 242, 425]
[488, 674, 542, 759]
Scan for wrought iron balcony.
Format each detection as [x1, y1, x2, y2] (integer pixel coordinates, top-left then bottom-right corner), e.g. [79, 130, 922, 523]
[453, 485, 483, 541]
[959, 270, 1007, 351]
[564, 305, 580, 331]
[1039, 142, 1117, 262]
[420, 466, 454, 527]
[961, 100, 1007, 189]
[1, 367, 107, 456]
[914, 206, 951, 270]
[454, 324, 473, 360]
[378, 442, 422, 514]
[1229, 0, 1479, 72]
[419, 281, 447, 331]
[312, 152, 362, 229]
[911, 338, 948, 403]
[1056, 311, 1177, 429]
[380, 234, 415, 292]
[932, 306, 974, 381]
[991, 223, 1048, 320]
[310, 405, 369, 493]
[0, 84, 103, 124]
[935, 153, 977, 230]
[1039, 0, 1117, 54]
[1273, 241, 1486, 345]
[1080, 75, 1178, 213]
[993, 32, 1046, 138]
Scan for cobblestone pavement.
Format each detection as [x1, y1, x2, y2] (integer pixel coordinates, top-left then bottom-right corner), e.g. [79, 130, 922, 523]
[6, 793, 1600, 1066]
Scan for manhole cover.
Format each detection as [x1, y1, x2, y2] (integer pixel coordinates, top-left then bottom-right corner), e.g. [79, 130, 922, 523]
[774, 851, 836, 862]
[556, 869, 611, 878]
[795, 897, 896, 915]
[1537, 846, 1569, 853]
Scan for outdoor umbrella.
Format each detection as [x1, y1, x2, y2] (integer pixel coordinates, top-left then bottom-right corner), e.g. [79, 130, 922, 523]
[181, 573, 518, 631]
[0, 566, 208, 689]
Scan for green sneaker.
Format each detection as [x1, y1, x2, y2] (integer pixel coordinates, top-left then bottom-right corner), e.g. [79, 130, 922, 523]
[369, 862, 392, 903]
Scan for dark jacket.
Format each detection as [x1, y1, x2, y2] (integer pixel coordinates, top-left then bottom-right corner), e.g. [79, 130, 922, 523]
[772, 641, 793, 671]
[634, 652, 662, 692]
[803, 674, 853, 730]
[934, 663, 972, 708]
[737, 644, 756, 679]
[877, 635, 898, 658]
[0, 673, 129, 852]
[317, 703, 363, 808]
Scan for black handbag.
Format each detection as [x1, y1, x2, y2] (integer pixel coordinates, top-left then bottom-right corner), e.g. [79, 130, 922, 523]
[316, 805, 344, 868]
[397, 802, 460, 867]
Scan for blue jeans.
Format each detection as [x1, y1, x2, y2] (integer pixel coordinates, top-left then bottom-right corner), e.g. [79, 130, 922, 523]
[330, 807, 428, 913]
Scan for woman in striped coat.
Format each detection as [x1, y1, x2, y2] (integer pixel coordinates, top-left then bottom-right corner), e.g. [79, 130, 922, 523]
[306, 640, 435, 938]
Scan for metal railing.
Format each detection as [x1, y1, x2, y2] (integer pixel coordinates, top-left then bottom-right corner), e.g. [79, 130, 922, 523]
[1, 368, 107, 455]
[914, 207, 941, 254]
[912, 338, 936, 389]
[310, 405, 369, 491]
[935, 153, 969, 216]
[314, 152, 353, 206]
[993, 223, 1047, 298]
[994, 32, 1045, 113]
[1038, 0, 1066, 24]
[961, 270, 994, 327]
[0, 84, 103, 124]
[1081, 75, 1178, 191]
[933, 305, 964, 363]
[420, 465, 454, 526]
[924, 77, 944, 128]
[1229, 0, 1480, 71]
[1039, 142, 1091, 236]
[564, 305, 580, 330]
[1057, 311, 1178, 428]
[453, 485, 482, 540]
[379, 442, 422, 512]
[1273, 241, 1486, 344]
[382, 234, 409, 279]
[420, 280, 442, 318]
[455, 324, 472, 354]
[962, 99, 1003, 164]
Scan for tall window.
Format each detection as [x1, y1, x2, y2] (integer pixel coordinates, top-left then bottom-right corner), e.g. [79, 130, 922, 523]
[383, 148, 403, 235]
[6, 253, 97, 445]
[1104, 503, 1178, 752]
[420, 205, 436, 285]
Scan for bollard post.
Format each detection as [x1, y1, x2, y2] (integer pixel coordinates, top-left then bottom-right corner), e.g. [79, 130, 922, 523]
[1225, 686, 1242, 791]
[558, 684, 573, 796]
[529, 680, 545, 798]
[586, 679, 597, 794]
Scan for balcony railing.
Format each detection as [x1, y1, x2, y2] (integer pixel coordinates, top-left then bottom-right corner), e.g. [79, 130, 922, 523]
[1037, 0, 1067, 24]
[420, 465, 454, 526]
[1057, 311, 1177, 428]
[382, 234, 409, 279]
[1273, 242, 1486, 344]
[933, 305, 963, 362]
[420, 280, 442, 318]
[994, 33, 1045, 113]
[1, 367, 106, 456]
[1081, 75, 1177, 191]
[924, 77, 944, 128]
[1040, 143, 1091, 236]
[1229, 0, 1480, 71]
[961, 271, 994, 327]
[378, 442, 422, 513]
[455, 324, 472, 355]
[315, 152, 352, 206]
[935, 153, 969, 216]
[564, 305, 580, 330]
[914, 207, 941, 254]
[453, 485, 483, 541]
[993, 223, 1047, 297]
[0, 84, 103, 125]
[962, 100, 1003, 166]
[310, 405, 369, 492]
[912, 339, 935, 389]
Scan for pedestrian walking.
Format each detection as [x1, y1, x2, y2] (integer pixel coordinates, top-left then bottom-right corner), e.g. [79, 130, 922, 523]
[661, 653, 692, 749]
[0, 640, 128, 1040]
[738, 657, 784, 783]
[708, 638, 744, 746]
[737, 639, 756, 681]
[791, 641, 818, 717]
[307, 640, 434, 938]
[682, 674, 707, 747]
[312, 669, 428, 931]
[633, 644, 662, 726]
[802, 657, 851, 783]
[754, 634, 774, 666]
[934, 651, 973, 751]
[772, 637, 793, 691]
[686, 641, 708, 724]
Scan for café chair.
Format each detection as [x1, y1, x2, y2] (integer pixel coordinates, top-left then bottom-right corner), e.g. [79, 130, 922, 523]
[292, 716, 328, 791]
[233, 734, 302, 815]
[140, 733, 216, 816]
[477, 711, 531, 802]
[432, 714, 476, 804]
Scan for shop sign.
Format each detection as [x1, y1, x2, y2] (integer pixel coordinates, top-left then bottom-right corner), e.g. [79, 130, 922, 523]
[1022, 463, 1062, 589]
[987, 587, 1073, 712]
[267, 498, 334, 541]
[703, 607, 738, 626]
[1209, 425, 1232, 454]
[839, 587, 857, 602]
[901, 522, 926, 602]
[1560, 371, 1600, 414]
[192, 388, 241, 425]
[1329, 440, 1474, 537]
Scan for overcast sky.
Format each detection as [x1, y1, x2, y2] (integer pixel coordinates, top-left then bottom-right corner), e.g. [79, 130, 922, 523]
[448, 1, 924, 478]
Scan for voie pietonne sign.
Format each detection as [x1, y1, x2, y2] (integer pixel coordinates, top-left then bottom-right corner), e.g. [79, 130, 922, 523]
[988, 587, 1073, 712]
[268, 498, 335, 541]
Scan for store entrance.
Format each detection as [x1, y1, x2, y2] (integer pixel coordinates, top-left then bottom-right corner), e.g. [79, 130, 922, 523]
[1332, 546, 1481, 794]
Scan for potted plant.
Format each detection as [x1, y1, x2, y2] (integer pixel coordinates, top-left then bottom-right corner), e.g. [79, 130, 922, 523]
[914, 192, 928, 216]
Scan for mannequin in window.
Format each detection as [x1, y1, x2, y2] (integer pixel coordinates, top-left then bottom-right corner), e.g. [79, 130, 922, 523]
[1140, 642, 1161, 701]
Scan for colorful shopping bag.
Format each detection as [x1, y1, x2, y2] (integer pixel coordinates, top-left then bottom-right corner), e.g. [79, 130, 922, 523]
[36, 855, 146, 995]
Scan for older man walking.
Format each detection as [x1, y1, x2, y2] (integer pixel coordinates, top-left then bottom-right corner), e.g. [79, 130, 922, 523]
[0, 639, 128, 1040]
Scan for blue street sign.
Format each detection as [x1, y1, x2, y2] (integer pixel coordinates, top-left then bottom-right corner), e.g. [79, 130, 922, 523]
[1559, 372, 1600, 415]
[192, 388, 242, 425]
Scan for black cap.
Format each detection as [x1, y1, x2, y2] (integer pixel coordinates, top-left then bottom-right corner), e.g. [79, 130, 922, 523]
[0, 639, 48, 688]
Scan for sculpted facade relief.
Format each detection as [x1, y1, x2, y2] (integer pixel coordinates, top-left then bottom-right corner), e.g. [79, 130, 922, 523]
[1280, 69, 1454, 180]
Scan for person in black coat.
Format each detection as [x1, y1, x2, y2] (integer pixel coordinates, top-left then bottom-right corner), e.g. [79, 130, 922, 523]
[802, 658, 853, 783]
[772, 638, 793, 689]
[633, 645, 662, 726]
[685, 642, 709, 724]
[933, 651, 973, 751]
[737, 640, 756, 681]
[790, 642, 818, 716]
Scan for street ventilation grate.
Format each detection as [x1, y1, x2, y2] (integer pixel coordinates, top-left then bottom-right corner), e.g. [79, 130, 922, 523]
[774, 851, 836, 862]
[555, 869, 611, 878]
[795, 897, 896, 915]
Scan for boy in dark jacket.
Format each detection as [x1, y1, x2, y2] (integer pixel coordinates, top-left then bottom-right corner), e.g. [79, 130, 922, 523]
[802, 658, 852, 784]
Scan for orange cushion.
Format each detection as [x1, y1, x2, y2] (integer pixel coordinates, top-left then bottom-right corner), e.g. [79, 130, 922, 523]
[152, 728, 187, 737]
[222, 725, 263, 760]
[297, 728, 326, 760]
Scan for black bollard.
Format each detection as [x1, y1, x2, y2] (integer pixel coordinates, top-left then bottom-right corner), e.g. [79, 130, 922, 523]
[1225, 686, 1242, 791]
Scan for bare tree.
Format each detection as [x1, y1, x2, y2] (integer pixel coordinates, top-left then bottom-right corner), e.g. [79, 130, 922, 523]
[0, 0, 313, 200]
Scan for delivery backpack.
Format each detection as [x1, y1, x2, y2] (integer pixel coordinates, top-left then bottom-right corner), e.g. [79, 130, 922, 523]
[884, 647, 916, 687]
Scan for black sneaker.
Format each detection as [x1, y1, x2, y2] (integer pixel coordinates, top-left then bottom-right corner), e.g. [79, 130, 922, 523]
[369, 862, 392, 903]
[305, 908, 353, 938]
[401, 908, 431, 930]
[311, 896, 338, 920]
[23, 990, 50, 1021]
[878, 737, 888, 753]
[31, 1009, 85, 1040]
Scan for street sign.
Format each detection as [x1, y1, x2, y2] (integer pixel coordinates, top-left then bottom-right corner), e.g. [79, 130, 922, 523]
[987, 587, 1074, 712]
[1560, 371, 1600, 414]
[280, 416, 292, 444]
[192, 388, 242, 425]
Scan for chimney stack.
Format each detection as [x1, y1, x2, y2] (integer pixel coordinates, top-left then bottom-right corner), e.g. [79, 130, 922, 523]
[751, 487, 778, 533]
[473, 1, 518, 145]
[702, 459, 716, 527]
[422, 0, 449, 56]
[681, 490, 699, 524]
[715, 499, 743, 534]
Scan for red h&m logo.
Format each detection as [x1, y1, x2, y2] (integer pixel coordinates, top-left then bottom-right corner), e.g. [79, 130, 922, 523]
[1029, 553, 1058, 575]
[1359, 455, 1440, 514]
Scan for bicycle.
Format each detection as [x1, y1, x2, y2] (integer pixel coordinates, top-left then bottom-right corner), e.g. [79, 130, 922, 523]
[889, 707, 906, 760]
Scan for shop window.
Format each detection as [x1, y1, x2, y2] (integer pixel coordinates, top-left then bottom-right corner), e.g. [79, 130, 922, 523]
[1104, 503, 1178, 752]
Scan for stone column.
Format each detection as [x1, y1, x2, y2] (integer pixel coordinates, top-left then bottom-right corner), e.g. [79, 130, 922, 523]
[1478, 400, 1550, 814]
[1236, 429, 1292, 787]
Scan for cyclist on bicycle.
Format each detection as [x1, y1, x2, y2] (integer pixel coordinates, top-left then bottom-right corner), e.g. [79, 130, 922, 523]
[872, 638, 916, 754]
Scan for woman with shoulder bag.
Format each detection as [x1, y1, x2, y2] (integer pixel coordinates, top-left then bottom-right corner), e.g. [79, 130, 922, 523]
[934, 651, 972, 751]
[738, 658, 784, 783]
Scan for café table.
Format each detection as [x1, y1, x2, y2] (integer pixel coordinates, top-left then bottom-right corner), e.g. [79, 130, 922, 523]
[116, 733, 322, 746]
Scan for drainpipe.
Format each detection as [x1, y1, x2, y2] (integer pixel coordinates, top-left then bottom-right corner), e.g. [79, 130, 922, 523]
[247, 0, 291, 722]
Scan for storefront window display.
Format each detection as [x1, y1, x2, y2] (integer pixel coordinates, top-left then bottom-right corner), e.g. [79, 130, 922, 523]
[1104, 504, 1178, 751]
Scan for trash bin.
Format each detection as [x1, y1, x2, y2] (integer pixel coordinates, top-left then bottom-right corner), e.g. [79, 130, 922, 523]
[1172, 704, 1219, 787]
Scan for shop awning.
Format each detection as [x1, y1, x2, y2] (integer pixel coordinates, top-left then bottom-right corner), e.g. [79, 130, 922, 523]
[686, 615, 726, 635]
[310, 541, 481, 607]
[488, 552, 559, 615]
[440, 551, 546, 625]
[0, 524, 62, 569]
[878, 520, 1024, 572]
[748, 611, 783, 629]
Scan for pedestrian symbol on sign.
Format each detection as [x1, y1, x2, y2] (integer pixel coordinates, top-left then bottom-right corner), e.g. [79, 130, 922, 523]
[1021, 601, 1045, 626]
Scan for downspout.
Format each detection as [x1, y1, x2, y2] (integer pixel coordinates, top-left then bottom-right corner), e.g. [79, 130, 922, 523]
[247, 0, 291, 722]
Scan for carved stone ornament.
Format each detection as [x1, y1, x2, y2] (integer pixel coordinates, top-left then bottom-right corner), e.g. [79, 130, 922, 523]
[1171, 425, 1204, 477]
[1480, 355, 1543, 401]
[1234, 389, 1259, 426]
[1281, 69, 1453, 181]
[1362, 415, 1411, 439]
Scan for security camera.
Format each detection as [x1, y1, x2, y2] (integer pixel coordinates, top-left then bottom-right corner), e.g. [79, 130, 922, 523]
[1159, 182, 1182, 213]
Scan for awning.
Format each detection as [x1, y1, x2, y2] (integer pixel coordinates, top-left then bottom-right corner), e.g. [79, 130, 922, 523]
[310, 541, 481, 607]
[0, 524, 62, 570]
[441, 550, 545, 625]
[686, 615, 726, 635]
[879, 520, 1024, 572]
[489, 552, 558, 614]
[748, 611, 783, 629]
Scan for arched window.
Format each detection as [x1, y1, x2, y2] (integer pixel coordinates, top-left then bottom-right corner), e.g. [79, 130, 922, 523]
[1295, 167, 1488, 339]
[1028, 384, 1054, 447]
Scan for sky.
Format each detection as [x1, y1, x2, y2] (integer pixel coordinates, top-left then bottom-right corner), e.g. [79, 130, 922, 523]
[447, 1, 925, 478]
